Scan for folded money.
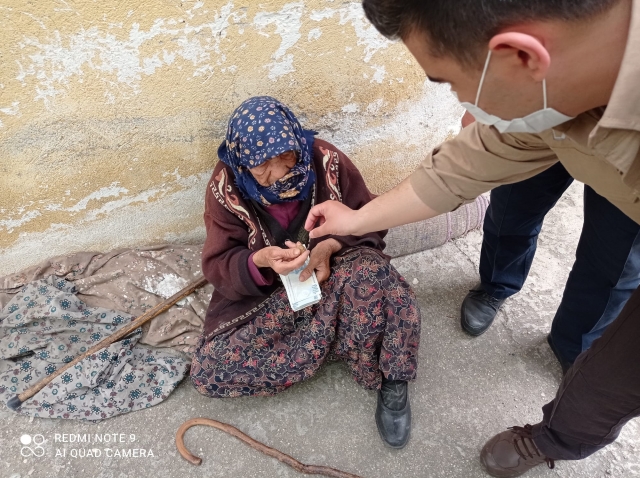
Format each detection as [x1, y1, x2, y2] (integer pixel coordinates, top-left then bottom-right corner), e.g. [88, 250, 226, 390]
[280, 257, 322, 312]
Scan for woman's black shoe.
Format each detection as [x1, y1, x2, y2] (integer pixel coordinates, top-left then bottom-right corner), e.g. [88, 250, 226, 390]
[375, 378, 411, 449]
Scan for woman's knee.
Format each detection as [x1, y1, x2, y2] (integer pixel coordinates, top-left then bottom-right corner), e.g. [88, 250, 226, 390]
[343, 248, 391, 272]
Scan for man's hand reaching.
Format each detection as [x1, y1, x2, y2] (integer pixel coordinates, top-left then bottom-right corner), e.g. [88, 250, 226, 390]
[304, 201, 361, 238]
[305, 178, 439, 238]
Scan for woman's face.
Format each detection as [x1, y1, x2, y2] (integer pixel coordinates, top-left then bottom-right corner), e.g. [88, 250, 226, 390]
[249, 150, 297, 186]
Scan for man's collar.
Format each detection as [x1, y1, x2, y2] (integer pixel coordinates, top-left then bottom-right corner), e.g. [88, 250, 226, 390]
[599, 0, 640, 132]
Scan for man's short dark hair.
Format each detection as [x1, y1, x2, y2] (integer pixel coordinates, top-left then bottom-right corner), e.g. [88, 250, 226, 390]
[362, 0, 620, 65]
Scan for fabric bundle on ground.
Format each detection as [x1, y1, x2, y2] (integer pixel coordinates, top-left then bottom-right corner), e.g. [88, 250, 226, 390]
[0, 245, 213, 354]
[0, 276, 188, 420]
[383, 194, 490, 258]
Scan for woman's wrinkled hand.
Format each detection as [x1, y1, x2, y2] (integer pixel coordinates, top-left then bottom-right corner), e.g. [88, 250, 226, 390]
[299, 239, 342, 284]
[253, 242, 310, 276]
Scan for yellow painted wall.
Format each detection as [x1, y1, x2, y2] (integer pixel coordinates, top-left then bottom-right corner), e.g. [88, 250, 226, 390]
[1, 0, 463, 276]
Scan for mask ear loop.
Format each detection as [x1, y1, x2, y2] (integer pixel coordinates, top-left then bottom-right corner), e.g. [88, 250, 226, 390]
[475, 50, 493, 106]
[542, 79, 548, 109]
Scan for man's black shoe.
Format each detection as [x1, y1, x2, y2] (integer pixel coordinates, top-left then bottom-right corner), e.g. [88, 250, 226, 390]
[546, 334, 572, 375]
[461, 282, 506, 336]
[375, 378, 411, 449]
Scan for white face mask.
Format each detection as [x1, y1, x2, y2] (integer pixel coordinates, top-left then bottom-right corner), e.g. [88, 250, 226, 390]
[455, 51, 574, 134]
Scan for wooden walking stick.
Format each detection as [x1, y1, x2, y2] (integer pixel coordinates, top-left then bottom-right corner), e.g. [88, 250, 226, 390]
[176, 418, 364, 478]
[6, 275, 208, 411]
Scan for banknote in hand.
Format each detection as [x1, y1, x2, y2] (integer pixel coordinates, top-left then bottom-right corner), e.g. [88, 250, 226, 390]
[279, 257, 322, 312]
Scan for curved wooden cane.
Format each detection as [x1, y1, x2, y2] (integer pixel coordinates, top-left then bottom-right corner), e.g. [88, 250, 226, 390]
[176, 417, 364, 478]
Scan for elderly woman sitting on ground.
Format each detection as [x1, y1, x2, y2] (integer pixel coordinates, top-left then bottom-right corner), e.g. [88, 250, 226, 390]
[190, 96, 422, 448]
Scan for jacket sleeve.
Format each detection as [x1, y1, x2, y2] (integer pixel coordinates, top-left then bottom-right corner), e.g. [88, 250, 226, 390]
[410, 122, 560, 213]
[201, 182, 276, 301]
[311, 145, 387, 252]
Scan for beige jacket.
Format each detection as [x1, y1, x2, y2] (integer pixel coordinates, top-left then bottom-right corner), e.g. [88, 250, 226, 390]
[410, 0, 640, 224]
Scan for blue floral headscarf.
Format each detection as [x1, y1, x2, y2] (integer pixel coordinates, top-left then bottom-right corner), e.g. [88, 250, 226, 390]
[217, 96, 317, 206]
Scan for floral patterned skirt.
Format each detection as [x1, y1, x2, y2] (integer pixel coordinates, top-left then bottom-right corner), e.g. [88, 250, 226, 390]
[190, 248, 421, 398]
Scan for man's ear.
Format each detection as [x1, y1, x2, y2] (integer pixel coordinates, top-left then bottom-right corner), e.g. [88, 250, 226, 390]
[489, 32, 550, 81]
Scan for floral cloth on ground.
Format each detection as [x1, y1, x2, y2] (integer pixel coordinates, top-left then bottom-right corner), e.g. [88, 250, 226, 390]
[0, 276, 188, 421]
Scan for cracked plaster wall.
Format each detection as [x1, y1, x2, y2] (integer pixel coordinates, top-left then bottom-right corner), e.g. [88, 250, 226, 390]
[1, 0, 463, 276]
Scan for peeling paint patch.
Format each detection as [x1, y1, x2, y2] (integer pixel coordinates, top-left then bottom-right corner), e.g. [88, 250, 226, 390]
[310, 3, 392, 62]
[322, 81, 463, 157]
[2, 182, 169, 237]
[0, 101, 20, 116]
[9, 2, 396, 108]
[366, 99, 385, 114]
[307, 28, 322, 41]
[83, 188, 164, 221]
[68, 183, 128, 212]
[14, 2, 242, 106]
[0, 210, 42, 233]
[341, 103, 359, 113]
[371, 64, 386, 83]
[0, 173, 211, 277]
[253, 2, 304, 80]
[0, 100, 20, 127]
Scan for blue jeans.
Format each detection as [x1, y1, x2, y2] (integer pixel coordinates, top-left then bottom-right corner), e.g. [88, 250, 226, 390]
[480, 162, 640, 364]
